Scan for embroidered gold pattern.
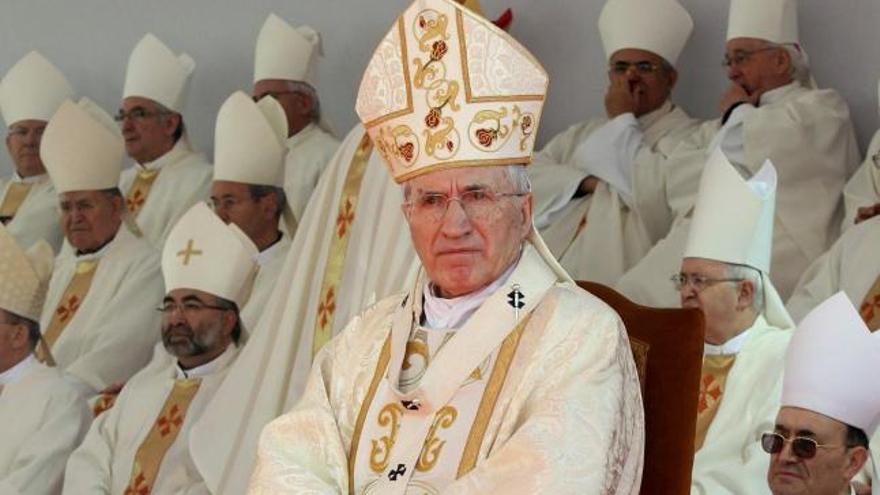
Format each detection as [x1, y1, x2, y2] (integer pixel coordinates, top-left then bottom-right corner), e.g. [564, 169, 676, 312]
[369, 403, 404, 473]
[0, 182, 33, 222]
[38, 260, 100, 364]
[125, 169, 161, 217]
[416, 405, 458, 472]
[349, 334, 393, 493]
[176, 239, 202, 265]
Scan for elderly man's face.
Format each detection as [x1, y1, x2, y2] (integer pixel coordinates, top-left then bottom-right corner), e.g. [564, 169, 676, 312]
[678, 257, 753, 344]
[768, 407, 867, 495]
[210, 180, 279, 250]
[118, 96, 179, 164]
[0, 309, 30, 373]
[403, 167, 532, 298]
[59, 190, 123, 253]
[724, 37, 792, 98]
[608, 48, 677, 117]
[253, 79, 310, 136]
[5, 120, 47, 178]
[160, 288, 236, 367]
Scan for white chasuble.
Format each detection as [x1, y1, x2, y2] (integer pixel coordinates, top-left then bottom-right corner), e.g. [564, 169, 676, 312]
[283, 123, 341, 224]
[841, 129, 880, 230]
[249, 243, 645, 494]
[0, 359, 91, 495]
[63, 347, 238, 494]
[529, 102, 699, 284]
[787, 215, 880, 324]
[691, 318, 791, 495]
[39, 226, 163, 394]
[618, 83, 861, 307]
[240, 233, 292, 335]
[119, 139, 212, 248]
[0, 173, 63, 252]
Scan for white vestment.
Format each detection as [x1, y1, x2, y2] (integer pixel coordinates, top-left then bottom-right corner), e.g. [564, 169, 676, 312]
[617, 83, 861, 307]
[283, 123, 340, 223]
[0, 173, 63, 252]
[787, 215, 880, 323]
[63, 347, 239, 494]
[119, 139, 212, 248]
[39, 226, 164, 394]
[249, 243, 644, 494]
[0, 357, 90, 495]
[189, 125, 420, 495]
[240, 233, 292, 334]
[691, 316, 791, 495]
[529, 101, 699, 284]
[841, 129, 880, 229]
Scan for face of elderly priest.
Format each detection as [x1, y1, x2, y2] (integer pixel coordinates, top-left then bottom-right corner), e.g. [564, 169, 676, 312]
[159, 288, 240, 369]
[766, 406, 869, 495]
[117, 96, 183, 165]
[724, 37, 794, 102]
[0, 308, 40, 373]
[402, 165, 533, 299]
[253, 79, 318, 137]
[59, 189, 125, 254]
[606, 48, 678, 118]
[210, 180, 284, 251]
[678, 257, 761, 345]
[5, 119, 48, 178]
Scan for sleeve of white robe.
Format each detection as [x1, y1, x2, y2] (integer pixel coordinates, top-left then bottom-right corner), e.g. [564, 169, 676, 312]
[786, 231, 844, 323]
[0, 385, 90, 495]
[63, 396, 119, 493]
[842, 130, 880, 230]
[155, 169, 212, 246]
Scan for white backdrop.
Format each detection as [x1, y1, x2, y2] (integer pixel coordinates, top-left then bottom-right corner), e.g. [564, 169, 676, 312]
[0, 0, 878, 176]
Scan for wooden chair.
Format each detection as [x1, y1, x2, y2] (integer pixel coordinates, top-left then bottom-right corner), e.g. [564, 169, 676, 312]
[577, 281, 704, 495]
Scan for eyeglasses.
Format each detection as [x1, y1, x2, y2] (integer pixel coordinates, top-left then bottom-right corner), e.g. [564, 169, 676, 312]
[761, 432, 845, 459]
[209, 196, 253, 212]
[722, 47, 779, 68]
[403, 188, 528, 223]
[252, 91, 300, 103]
[156, 300, 229, 317]
[7, 125, 46, 139]
[113, 107, 170, 123]
[609, 60, 663, 75]
[670, 273, 744, 292]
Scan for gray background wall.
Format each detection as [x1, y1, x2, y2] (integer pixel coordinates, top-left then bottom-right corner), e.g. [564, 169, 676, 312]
[1, 0, 878, 176]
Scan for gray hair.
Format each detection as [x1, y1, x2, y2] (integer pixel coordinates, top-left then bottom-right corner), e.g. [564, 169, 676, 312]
[764, 42, 811, 87]
[726, 263, 764, 314]
[288, 81, 321, 124]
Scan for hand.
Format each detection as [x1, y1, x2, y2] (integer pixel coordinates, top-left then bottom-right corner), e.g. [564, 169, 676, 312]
[851, 480, 871, 495]
[719, 83, 754, 115]
[855, 203, 880, 224]
[99, 382, 125, 395]
[605, 78, 641, 118]
[575, 176, 599, 197]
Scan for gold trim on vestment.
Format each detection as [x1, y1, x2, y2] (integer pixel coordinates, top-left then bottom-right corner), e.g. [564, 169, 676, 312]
[393, 155, 532, 184]
[0, 182, 33, 222]
[37, 260, 100, 364]
[124, 168, 161, 218]
[363, 19, 415, 130]
[694, 354, 736, 451]
[311, 133, 375, 359]
[349, 333, 393, 494]
[456, 313, 530, 478]
[858, 275, 880, 330]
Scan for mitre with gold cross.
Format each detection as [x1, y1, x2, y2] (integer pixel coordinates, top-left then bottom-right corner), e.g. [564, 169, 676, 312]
[162, 202, 259, 309]
[0, 223, 53, 321]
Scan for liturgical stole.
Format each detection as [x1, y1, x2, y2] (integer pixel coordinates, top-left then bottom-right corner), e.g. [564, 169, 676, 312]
[37, 260, 99, 364]
[0, 182, 33, 224]
[125, 168, 161, 218]
[694, 354, 737, 451]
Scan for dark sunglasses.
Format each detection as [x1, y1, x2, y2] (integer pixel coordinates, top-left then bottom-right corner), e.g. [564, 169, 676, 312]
[761, 432, 843, 459]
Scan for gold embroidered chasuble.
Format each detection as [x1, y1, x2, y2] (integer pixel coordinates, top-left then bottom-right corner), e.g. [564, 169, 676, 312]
[36, 259, 99, 364]
[694, 354, 736, 451]
[124, 168, 161, 217]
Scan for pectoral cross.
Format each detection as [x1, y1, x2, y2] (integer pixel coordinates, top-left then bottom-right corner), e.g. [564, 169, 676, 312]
[176, 239, 203, 266]
[507, 284, 525, 320]
[387, 463, 407, 481]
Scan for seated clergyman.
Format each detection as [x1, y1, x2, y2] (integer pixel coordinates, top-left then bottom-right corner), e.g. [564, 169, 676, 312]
[247, 0, 645, 493]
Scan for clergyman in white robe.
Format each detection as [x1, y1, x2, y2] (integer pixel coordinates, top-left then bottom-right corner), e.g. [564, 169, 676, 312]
[0, 173, 63, 252]
[283, 122, 340, 223]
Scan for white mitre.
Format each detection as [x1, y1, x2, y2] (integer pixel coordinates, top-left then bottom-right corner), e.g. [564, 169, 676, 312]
[0, 51, 74, 126]
[123, 33, 195, 113]
[253, 13, 322, 88]
[41, 98, 123, 193]
[684, 148, 794, 329]
[0, 224, 53, 322]
[162, 202, 259, 309]
[213, 91, 287, 187]
[727, 0, 798, 44]
[598, 0, 694, 66]
[782, 292, 880, 436]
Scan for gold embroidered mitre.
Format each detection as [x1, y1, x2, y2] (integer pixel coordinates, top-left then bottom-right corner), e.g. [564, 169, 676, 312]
[355, 0, 548, 183]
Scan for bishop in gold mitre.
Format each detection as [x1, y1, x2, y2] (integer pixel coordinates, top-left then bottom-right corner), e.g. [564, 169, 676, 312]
[64, 202, 258, 494]
[249, 0, 644, 493]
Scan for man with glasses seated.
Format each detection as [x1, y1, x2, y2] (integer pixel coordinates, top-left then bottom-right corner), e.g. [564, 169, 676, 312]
[675, 150, 794, 494]
[617, 0, 860, 309]
[0, 51, 74, 252]
[252, 14, 340, 226]
[765, 292, 878, 495]
[117, 34, 212, 248]
[529, 0, 699, 285]
[64, 202, 258, 493]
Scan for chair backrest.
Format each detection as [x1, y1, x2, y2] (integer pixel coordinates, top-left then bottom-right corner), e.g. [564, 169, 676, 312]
[577, 281, 704, 495]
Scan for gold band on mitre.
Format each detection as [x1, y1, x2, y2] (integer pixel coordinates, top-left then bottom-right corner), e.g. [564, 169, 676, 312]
[355, 0, 548, 183]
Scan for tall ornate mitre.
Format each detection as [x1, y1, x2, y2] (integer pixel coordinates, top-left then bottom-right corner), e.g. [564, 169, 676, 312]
[41, 98, 124, 193]
[0, 51, 74, 126]
[0, 224, 53, 321]
[355, 0, 549, 183]
[254, 14, 322, 87]
[727, 0, 798, 44]
[782, 292, 880, 436]
[598, 0, 694, 66]
[123, 33, 195, 112]
[162, 202, 259, 309]
[683, 148, 794, 329]
[213, 91, 287, 187]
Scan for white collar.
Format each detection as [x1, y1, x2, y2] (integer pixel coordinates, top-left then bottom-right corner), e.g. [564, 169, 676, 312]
[286, 122, 318, 148]
[0, 354, 36, 386]
[175, 345, 237, 379]
[136, 138, 191, 172]
[255, 233, 285, 266]
[637, 99, 675, 129]
[422, 256, 518, 330]
[704, 314, 766, 356]
[73, 228, 121, 261]
[758, 81, 799, 106]
[11, 172, 48, 185]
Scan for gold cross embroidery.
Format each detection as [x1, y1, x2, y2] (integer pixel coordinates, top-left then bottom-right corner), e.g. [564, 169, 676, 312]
[317, 287, 337, 331]
[336, 199, 355, 238]
[124, 471, 150, 495]
[176, 239, 202, 266]
[157, 405, 183, 436]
